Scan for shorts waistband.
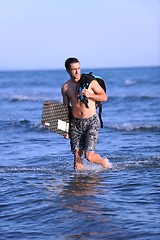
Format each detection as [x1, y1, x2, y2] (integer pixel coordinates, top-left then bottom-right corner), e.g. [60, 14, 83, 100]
[72, 114, 97, 121]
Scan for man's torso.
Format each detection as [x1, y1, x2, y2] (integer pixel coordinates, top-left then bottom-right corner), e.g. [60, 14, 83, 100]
[64, 79, 96, 119]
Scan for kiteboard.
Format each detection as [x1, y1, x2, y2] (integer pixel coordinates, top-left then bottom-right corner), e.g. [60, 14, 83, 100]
[41, 101, 71, 138]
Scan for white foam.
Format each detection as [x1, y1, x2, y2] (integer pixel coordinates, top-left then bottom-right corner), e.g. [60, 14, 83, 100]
[124, 79, 137, 85]
[111, 123, 160, 131]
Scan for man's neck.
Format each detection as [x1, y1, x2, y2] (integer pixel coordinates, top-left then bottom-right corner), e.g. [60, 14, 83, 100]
[71, 77, 81, 83]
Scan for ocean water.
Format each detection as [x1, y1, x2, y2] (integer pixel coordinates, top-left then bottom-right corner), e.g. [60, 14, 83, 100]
[0, 67, 159, 240]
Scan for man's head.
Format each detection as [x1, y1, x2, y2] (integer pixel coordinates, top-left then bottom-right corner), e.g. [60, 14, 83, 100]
[65, 57, 80, 71]
[65, 57, 81, 81]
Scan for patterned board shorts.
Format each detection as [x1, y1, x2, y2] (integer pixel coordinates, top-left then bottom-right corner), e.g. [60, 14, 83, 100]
[70, 114, 99, 153]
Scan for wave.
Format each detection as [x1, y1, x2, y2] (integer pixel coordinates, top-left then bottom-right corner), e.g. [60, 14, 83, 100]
[0, 94, 61, 102]
[0, 94, 47, 102]
[10, 95, 46, 102]
[0, 119, 160, 133]
[9, 95, 51, 102]
[0, 94, 159, 103]
[108, 95, 160, 100]
[0, 155, 159, 174]
[106, 123, 160, 131]
[0, 119, 46, 133]
[0, 166, 57, 174]
[124, 79, 138, 85]
[112, 158, 160, 172]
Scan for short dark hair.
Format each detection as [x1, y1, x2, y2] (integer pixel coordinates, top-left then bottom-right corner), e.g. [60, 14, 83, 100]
[65, 57, 79, 70]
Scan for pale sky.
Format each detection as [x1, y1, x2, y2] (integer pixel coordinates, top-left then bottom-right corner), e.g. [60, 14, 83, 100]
[0, 0, 159, 70]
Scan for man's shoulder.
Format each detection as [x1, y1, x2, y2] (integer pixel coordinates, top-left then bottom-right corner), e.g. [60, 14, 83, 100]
[62, 79, 70, 88]
[89, 79, 99, 87]
[63, 78, 72, 86]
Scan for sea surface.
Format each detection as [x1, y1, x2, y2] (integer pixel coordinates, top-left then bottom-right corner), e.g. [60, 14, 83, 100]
[0, 67, 159, 240]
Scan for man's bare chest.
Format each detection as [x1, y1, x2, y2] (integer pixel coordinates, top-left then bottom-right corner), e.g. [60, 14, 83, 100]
[66, 84, 77, 99]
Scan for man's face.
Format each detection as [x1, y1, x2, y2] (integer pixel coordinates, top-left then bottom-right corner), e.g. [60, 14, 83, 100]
[68, 62, 81, 80]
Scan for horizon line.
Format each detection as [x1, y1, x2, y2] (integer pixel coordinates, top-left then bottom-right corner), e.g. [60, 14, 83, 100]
[0, 65, 160, 72]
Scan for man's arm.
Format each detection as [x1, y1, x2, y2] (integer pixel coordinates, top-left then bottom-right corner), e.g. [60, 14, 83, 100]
[82, 80, 107, 102]
[61, 84, 70, 139]
[61, 84, 69, 105]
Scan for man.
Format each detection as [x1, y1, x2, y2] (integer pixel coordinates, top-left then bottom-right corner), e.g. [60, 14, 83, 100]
[61, 57, 112, 170]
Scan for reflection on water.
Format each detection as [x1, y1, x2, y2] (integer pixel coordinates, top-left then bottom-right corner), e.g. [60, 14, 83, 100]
[62, 173, 103, 196]
[62, 173, 104, 214]
[63, 173, 117, 239]
[44, 173, 117, 239]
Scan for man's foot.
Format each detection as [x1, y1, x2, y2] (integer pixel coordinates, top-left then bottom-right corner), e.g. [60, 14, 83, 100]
[75, 162, 85, 171]
[102, 158, 112, 169]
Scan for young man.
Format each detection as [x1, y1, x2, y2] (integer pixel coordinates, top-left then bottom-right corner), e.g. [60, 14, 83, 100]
[61, 57, 112, 171]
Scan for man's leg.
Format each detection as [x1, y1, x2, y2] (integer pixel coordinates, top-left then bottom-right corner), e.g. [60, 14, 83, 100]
[85, 151, 112, 169]
[74, 149, 84, 170]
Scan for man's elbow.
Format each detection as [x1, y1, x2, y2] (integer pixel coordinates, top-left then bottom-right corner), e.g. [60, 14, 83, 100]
[103, 94, 108, 102]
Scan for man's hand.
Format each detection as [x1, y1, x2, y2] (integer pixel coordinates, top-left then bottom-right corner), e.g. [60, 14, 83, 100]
[64, 133, 69, 139]
[81, 89, 92, 98]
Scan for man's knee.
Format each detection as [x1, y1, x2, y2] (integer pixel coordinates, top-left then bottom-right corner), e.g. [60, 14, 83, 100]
[85, 151, 94, 162]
